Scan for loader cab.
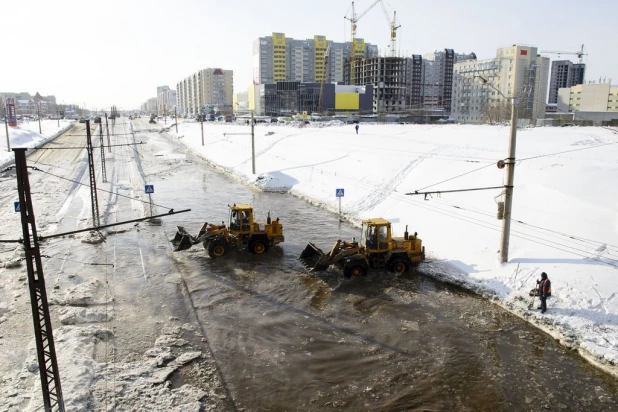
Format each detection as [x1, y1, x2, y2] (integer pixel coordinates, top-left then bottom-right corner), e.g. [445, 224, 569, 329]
[229, 204, 253, 234]
[361, 219, 391, 252]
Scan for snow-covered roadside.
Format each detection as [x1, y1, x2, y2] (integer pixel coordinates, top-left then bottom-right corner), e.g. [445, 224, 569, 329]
[0, 120, 76, 168]
[152, 119, 618, 379]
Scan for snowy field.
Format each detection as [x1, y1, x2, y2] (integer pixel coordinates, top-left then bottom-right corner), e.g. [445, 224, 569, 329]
[161, 119, 618, 376]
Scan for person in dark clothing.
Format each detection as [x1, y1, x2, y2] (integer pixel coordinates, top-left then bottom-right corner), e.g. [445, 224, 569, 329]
[355, 124, 359, 134]
[536, 272, 551, 313]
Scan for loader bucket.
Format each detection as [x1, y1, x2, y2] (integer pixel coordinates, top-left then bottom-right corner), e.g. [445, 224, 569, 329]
[299, 242, 331, 271]
[172, 226, 195, 251]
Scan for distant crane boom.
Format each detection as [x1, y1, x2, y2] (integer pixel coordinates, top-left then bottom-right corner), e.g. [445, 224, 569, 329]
[379, 1, 401, 57]
[344, 0, 381, 44]
[540, 44, 587, 64]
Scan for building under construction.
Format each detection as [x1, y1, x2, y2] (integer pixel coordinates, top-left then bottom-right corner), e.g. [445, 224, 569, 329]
[344, 56, 412, 113]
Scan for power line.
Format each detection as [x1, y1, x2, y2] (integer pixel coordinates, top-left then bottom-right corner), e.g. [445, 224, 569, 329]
[432, 196, 618, 253]
[36, 168, 176, 212]
[32, 142, 146, 150]
[519, 142, 615, 161]
[415, 162, 497, 191]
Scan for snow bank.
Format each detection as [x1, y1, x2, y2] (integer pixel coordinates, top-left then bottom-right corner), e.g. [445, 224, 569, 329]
[0, 120, 75, 168]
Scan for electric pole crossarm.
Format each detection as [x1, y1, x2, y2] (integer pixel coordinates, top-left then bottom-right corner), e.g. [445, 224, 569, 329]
[405, 186, 505, 196]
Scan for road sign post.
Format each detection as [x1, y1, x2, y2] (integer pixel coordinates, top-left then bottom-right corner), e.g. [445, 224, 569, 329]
[336, 188, 344, 221]
[145, 185, 154, 215]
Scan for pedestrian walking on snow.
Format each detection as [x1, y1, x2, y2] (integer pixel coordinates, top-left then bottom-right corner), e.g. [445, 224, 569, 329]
[355, 123, 359, 134]
[536, 272, 551, 313]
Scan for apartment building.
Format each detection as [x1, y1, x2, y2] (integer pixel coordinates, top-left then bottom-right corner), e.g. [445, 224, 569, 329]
[142, 97, 157, 114]
[421, 50, 477, 114]
[557, 82, 618, 112]
[177, 68, 233, 117]
[156, 85, 177, 115]
[253, 33, 378, 85]
[548, 60, 585, 104]
[451, 45, 550, 123]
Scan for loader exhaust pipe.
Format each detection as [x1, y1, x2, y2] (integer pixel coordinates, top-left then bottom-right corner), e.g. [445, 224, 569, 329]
[404, 225, 409, 240]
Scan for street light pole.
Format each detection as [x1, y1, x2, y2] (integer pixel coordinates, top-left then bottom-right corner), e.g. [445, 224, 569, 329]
[37, 103, 42, 134]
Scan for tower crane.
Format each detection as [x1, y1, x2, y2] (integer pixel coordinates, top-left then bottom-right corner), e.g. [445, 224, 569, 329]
[540, 44, 587, 64]
[344, 0, 382, 45]
[379, 1, 401, 57]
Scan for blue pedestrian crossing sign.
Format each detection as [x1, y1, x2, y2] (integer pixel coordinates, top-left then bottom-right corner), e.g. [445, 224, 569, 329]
[14, 202, 20, 212]
[145, 185, 154, 194]
[336, 188, 345, 197]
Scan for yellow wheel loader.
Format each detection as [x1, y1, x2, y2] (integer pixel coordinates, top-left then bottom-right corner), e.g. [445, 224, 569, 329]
[172, 204, 284, 258]
[299, 218, 424, 278]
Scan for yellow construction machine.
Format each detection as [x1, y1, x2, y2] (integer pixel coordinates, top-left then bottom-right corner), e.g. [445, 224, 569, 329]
[299, 218, 424, 278]
[172, 204, 284, 258]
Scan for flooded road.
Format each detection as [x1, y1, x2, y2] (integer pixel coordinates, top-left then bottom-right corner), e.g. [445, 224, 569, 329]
[134, 121, 618, 411]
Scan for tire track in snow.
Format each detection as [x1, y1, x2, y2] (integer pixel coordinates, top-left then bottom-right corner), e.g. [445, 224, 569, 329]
[352, 146, 445, 212]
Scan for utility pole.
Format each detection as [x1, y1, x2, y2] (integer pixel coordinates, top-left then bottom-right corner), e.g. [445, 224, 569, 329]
[200, 110, 204, 146]
[500, 98, 519, 263]
[13, 148, 65, 412]
[37, 103, 42, 134]
[4, 106, 10, 152]
[85, 120, 101, 227]
[99, 122, 107, 183]
[164, 104, 167, 125]
[474, 75, 519, 263]
[105, 113, 111, 153]
[251, 110, 255, 174]
[175, 107, 178, 133]
[56, 110, 59, 127]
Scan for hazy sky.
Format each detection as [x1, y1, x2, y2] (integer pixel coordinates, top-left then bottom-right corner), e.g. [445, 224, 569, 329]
[2, 0, 615, 110]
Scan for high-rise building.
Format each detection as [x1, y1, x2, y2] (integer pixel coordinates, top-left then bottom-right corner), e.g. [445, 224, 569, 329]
[409, 55, 423, 108]
[548, 60, 585, 104]
[177, 68, 233, 117]
[156, 85, 170, 115]
[451, 45, 550, 123]
[157, 87, 177, 115]
[253, 33, 378, 85]
[421, 50, 477, 114]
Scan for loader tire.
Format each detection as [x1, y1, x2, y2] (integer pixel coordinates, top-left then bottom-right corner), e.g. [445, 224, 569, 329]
[207, 239, 229, 258]
[249, 239, 269, 255]
[343, 259, 368, 279]
[388, 257, 409, 274]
